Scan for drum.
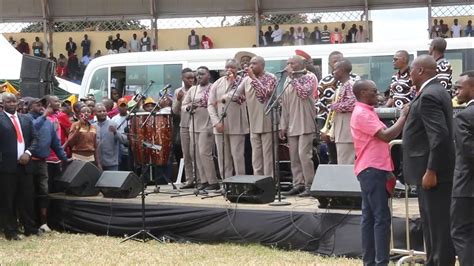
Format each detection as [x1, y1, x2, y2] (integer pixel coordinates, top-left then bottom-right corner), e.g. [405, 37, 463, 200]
[129, 108, 172, 166]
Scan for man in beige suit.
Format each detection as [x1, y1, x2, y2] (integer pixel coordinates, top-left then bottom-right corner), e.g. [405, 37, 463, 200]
[172, 68, 197, 189]
[208, 59, 249, 179]
[182, 66, 219, 191]
[279, 55, 318, 197]
[331, 59, 356, 164]
[235, 56, 277, 176]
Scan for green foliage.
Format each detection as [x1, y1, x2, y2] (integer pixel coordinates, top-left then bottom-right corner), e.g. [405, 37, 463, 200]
[21, 20, 147, 33]
[234, 14, 309, 26]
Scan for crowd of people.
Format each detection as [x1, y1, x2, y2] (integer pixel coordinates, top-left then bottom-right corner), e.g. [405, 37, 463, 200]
[430, 18, 473, 39]
[1, 32, 472, 266]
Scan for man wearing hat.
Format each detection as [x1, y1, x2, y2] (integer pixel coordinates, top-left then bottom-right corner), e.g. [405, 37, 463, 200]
[142, 97, 157, 112]
[234, 51, 256, 70]
[111, 97, 130, 171]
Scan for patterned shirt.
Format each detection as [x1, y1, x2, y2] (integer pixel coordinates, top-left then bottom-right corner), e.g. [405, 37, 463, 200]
[330, 79, 356, 113]
[289, 72, 318, 99]
[317, 73, 359, 119]
[196, 84, 212, 107]
[389, 68, 414, 108]
[250, 72, 277, 103]
[436, 57, 453, 96]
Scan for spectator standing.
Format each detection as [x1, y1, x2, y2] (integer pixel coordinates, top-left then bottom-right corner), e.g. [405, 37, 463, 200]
[80, 53, 91, 73]
[188, 30, 200, 50]
[129, 33, 140, 52]
[17, 38, 30, 54]
[431, 19, 441, 39]
[310, 26, 321, 44]
[440, 19, 449, 38]
[8, 36, 17, 47]
[347, 24, 358, 43]
[95, 104, 122, 171]
[259, 30, 267, 47]
[105, 35, 113, 52]
[451, 19, 462, 38]
[294, 26, 305, 46]
[112, 33, 124, 52]
[140, 31, 152, 52]
[201, 35, 214, 49]
[65, 37, 77, 56]
[80, 34, 91, 57]
[429, 37, 453, 94]
[356, 25, 368, 43]
[32, 37, 44, 57]
[264, 26, 273, 46]
[464, 20, 472, 37]
[320, 25, 331, 44]
[303, 27, 310, 45]
[288, 27, 296, 45]
[330, 28, 343, 44]
[111, 98, 130, 171]
[271, 24, 283, 46]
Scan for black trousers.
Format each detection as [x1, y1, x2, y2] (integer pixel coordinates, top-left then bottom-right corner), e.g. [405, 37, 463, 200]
[451, 197, 474, 266]
[417, 183, 456, 266]
[0, 166, 36, 237]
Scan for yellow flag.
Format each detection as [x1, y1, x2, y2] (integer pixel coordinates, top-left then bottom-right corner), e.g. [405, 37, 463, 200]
[66, 94, 78, 105]
[1, 82, 19, 95]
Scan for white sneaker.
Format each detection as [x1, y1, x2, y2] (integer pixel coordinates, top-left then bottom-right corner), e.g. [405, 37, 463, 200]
[39, 224, 52, 233]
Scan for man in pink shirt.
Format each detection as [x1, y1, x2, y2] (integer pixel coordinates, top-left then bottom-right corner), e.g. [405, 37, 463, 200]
[350, 79, 408, 266]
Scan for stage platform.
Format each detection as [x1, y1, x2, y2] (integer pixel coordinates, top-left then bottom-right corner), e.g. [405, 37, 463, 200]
[49, 185, 424, 257]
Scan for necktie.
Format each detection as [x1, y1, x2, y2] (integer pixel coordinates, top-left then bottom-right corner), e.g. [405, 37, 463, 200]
[11, 115, 23, 143]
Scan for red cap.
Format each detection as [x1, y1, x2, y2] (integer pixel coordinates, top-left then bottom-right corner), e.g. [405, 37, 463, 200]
[295, 49, 311, 61]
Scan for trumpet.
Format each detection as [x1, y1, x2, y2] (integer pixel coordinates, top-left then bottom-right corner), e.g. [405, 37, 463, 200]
[320, 88, 339, 140]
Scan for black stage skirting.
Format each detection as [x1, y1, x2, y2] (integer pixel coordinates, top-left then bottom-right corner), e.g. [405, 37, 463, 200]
[49, 197, 424, 257]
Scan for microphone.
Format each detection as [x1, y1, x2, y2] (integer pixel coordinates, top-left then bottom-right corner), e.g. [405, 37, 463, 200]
[292, 69, 307, 75]
[275, 69, 287, 74]
[149, 80, 155, 84]
[159, 83, 172, 93]
[236, 69, 246, 75]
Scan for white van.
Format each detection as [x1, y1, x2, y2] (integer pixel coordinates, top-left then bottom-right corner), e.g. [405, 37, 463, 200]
[80, 38, 473, 100]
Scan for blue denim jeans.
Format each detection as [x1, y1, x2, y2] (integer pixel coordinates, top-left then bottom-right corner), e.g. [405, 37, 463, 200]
[357, 167, 391, 266]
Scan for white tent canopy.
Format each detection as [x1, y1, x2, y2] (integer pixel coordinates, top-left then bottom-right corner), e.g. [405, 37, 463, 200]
[0, 34, 22, 80]
[0, 35, 80, 94]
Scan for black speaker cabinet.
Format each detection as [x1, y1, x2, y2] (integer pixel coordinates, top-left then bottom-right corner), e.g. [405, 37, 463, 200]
[20, 55, 55, 98]
[223, 175, 275, 204]
[310, 165, 362, 209]
[95, 171, 141, 199]
[56, 160, 101, 196]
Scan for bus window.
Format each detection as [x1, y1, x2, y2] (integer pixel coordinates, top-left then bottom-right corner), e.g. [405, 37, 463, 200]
[87, 67, 108, 101]
[349, 55, 413, 92]
[120, 64, 182, 99]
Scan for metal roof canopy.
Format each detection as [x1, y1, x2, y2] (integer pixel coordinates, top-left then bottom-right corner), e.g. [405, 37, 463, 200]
[0, 0, 468, 22]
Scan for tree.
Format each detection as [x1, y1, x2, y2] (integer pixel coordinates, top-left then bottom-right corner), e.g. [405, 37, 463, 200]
[233, 14, 309, 26]
[21, 20, 147, 33]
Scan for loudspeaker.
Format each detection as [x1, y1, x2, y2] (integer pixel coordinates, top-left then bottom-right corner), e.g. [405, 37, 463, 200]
[20, 55, 55, 98]
[56, 160, 101, 196]
[95, 171, 141, 198]
[310, 165, 362, 209]
[223, 175, 275, 204]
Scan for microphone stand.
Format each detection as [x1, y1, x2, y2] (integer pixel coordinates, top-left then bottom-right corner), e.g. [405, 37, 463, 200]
[172, 83, 201, 198]
[264, 73, 291, 206]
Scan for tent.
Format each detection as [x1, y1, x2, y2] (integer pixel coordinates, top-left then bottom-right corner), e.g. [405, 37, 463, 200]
[0, 35, 80, 97]
[0, 35, 22, 80]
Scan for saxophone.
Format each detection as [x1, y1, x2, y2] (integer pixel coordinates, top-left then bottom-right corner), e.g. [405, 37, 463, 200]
[320, 88, 339, 140]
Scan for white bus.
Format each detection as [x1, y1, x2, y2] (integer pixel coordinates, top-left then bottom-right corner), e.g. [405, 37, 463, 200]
[80, 38, 473, 100]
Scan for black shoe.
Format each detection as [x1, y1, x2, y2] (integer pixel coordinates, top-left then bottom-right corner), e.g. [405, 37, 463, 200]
[298, 189, 311, 197]
[197, 183, 209, 191]
[5, 233, 22, 241]
[24, 229, 43, 237]
[204, 183, 220, 191]
[180, 182, 195, 189]
[282, 185, 305, 196]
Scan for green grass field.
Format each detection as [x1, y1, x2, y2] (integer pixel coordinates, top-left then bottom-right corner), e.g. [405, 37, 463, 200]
[0, 232, 362, 265]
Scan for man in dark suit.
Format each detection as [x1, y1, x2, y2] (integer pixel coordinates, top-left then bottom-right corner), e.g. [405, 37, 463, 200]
[451, 71, 474, 266]
[0, 93, 40, 240]
[403, 55, 456, 266]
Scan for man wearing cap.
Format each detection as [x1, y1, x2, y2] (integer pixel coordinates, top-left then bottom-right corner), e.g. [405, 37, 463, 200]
[235, 56, 277, 176]
[111, 97, 130, 171]
[172, 68, 197, 189]
[142, 97, 157, 112]
[279, 56, 318, 197]
[27, 98, 68, 232]
[208, 59, 249, 181]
